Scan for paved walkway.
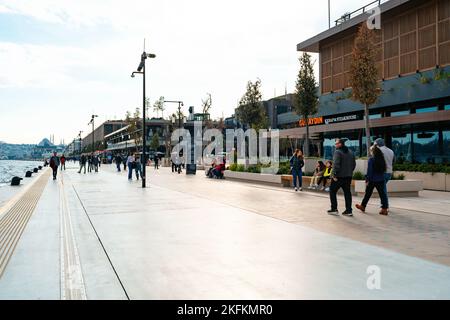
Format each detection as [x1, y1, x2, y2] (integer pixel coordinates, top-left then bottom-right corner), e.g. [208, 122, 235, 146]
[0, 163, 449, 299]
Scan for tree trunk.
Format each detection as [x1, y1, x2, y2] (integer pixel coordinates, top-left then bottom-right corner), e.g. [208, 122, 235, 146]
[364, 104, 371, 157]
[305, 117, 310, 157]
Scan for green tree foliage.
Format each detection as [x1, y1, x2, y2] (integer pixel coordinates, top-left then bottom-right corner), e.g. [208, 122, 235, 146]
[125, 108, 141, 151]
[153, 96, 165, 119]
[236, 79, 267, 130]
[151, 132, 160, 151]
[294, 52, 318, 157]
[350, 24, 381, 156]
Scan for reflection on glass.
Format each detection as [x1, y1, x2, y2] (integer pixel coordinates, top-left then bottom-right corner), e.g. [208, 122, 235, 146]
[445, 105, 450, 111]
[416, 107, 438, 114]
[442, 131, 449, 164]
[391, 110, 410, 117]
[413, 131, 439, 163]
[369, 114, 382, 119]
[392, 132, 412, 163]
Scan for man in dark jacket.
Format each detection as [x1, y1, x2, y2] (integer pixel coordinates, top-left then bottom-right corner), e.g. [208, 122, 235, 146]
[328, 139, 356, 217]
[49, 152, 60, 180]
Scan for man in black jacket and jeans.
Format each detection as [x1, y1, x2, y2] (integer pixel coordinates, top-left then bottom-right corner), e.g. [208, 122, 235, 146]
[328, 139, 356, 217]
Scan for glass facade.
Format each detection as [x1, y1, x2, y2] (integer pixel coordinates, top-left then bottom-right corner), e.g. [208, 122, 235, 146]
[413, 131, 439, 163]
[391, 110, 410, 117]
[416, 106, 438, 113]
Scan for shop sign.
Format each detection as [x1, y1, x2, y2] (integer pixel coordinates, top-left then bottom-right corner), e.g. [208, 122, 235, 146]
[299, 117, 324, 127]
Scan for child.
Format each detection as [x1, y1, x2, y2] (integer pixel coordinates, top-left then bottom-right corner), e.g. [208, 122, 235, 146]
[308, 161, 326, 189]
[318, 161, 333, 191]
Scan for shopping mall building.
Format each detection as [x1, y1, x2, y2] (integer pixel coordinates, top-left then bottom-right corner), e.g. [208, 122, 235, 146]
[278, 0, 450, 163]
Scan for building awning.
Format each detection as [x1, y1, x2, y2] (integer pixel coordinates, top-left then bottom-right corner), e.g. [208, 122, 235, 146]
[280, 110, 450, 138]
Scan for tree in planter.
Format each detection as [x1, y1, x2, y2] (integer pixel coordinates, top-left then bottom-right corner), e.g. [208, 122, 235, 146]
[236, 79, 268, 131]
[151, 132, 160, 152]
[294, 52, 318, 157]
[349, 24, 381, 156]
[153, 97, 165, 119]
[125, 108, 141, 152]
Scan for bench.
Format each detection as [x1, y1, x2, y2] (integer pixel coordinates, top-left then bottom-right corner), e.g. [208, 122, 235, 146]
[281, 175, 356, 195]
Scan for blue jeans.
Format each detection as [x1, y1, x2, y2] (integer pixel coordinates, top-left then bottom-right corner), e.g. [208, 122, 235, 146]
[128, 163, 133, 180]
[292, 170, 302, 188]
[384, 173, 392, 208]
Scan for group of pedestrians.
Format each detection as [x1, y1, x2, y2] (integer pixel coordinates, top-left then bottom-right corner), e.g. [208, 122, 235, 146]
[114, 153, 143, 181]
[328, 138, 394, 217]
[78, 154, 101, 174]
[290, 138, 395, 217]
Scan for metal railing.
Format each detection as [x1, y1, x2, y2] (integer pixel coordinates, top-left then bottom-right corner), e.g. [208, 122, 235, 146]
[335, 0, 387, 26]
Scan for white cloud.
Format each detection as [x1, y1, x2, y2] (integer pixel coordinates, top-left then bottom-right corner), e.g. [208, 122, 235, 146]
[0, 0, 367, 144]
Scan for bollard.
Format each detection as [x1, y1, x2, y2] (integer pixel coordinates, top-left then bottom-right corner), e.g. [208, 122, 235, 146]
[38, 166, 43, 170]
[33, 168, 39, 173]
[11, 177, 23, 186]
[25, 171, 33, 178]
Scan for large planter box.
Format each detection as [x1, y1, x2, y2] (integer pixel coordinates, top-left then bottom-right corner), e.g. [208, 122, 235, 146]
[355, 180, 423, 197]
[395, 171, 448, 192]
[224, 171, 282, 185]
[355, 159, 368, 175]
[281, 175, 357, 195]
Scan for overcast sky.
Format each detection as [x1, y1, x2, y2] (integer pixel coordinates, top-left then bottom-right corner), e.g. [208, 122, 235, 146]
[0, 0, 366, 144]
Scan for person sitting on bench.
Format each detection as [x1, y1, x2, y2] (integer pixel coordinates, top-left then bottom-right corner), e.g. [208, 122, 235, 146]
[318, 161, 333, 191]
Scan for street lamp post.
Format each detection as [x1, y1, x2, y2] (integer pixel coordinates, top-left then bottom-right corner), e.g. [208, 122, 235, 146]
[132, 51, 156, 188]
[88, 115, 98, 154]
[78, 131, 83, 155]
[163, 100, 184, 130]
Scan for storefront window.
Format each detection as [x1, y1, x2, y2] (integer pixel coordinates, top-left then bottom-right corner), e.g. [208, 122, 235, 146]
[391, 130, 412, 163]
[416, 106, 438, 114]
[443, 131, 450, 164]
[391, 110, 410, 117]
[413, 131, 439, 164]
[445, 105, 450, 111]
[323, 138, 335, 160]
[369, 113, 382, 119]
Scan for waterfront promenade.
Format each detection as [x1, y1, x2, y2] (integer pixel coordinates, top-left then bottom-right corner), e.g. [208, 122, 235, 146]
[0, 163, 450, 299]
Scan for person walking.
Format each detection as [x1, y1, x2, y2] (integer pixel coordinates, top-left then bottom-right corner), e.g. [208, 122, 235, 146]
[290, 149, 305, 192]
[154, 154, 159, 170]
[135, 155, 143, 180]
[123, 155, 127, 172]
[49, 152, 60, 180]
[78, 154, 87, 174]
[127, 153, 135, 180]
[93, 154, 99, 173]
[115, 154, 122, 172]
[60, 154, 66, 171]
[356, 145, 389, 216]
[374, 138, 395, 212]
[328, 139, 356, 217]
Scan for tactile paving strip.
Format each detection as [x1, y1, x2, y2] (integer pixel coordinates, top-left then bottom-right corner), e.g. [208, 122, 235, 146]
[0, 169, 51, 278]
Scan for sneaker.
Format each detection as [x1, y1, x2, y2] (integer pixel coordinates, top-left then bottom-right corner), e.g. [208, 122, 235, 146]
[320, 187, 325, 191]
[356, 204, 366, 213]
[327, 209, 339, 215]
[294, 188, 298, 192]
[342, 211, 354, 217]
[325, 187, 330, 192]
[379, 208, 389, 216]
[299, 188, 303, 191]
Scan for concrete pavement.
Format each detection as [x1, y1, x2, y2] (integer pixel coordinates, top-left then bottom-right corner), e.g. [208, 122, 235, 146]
[0, 163, 449, 299]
